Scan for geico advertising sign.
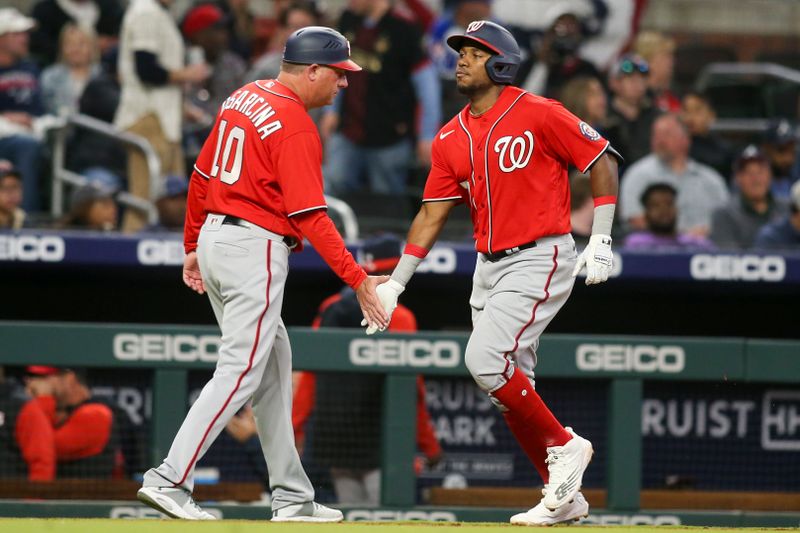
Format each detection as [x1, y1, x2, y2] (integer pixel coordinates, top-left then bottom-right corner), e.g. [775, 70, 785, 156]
[113, 334, 220, 362]
[0, 235, 65, 262]
[576, 344, 685, 374]
[690, 254, 785, 281]
[349, 339, 461, 368]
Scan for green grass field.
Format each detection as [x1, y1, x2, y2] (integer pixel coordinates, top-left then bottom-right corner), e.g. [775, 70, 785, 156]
[1, 519, 793, 533]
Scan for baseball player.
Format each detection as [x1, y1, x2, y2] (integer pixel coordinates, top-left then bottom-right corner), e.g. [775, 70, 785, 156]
[136, 26, 389, 522]
[365, 21, 621, 526]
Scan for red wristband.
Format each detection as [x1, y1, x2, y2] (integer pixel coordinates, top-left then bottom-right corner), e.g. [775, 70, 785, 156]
[404, 243, 429, 258]
[593, 195, 617, 207]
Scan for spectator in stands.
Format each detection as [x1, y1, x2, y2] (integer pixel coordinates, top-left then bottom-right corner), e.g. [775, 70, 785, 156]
[0, 366, 55, 481]
[30, 0, 123, 66]
[182, 4, 246, 115]
[604, 54, 660, 167]
[0, 8, 45, 213]
[0, 167, 26, 229]
[754, 180, 800, 249]
[25, 366, 118, 478]
[428, 0, 492, 121]
[144, 174, 188, 232]
[293, 234, 442, 505]
[321, 0, 441, 196]
[114, 0, 211, 233]
[522, 3, 599, 99]
[60, 181, 118, 231]
[710, 145, 788, 249]
[633, 30, 679, 113]
[247, 1, 322, 85]
[624, 182, 714, 251]
[761, 118, 800, 201]
[620, 113, 729, 236]
[40, 24, 100, 116]
[69, 47, 126, 190]
[216, 0, 255, 61]
[569, 171, 594, 248]
[559, 75, 607, 132]
[680, 91, 735, 179]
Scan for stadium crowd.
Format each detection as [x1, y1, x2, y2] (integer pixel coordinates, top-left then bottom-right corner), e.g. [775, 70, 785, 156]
[0, 0, 798, 249]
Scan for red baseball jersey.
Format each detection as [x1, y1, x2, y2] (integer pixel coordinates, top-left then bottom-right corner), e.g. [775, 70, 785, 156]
[189, 80, 327, 247]
[423, 86, 610, 254]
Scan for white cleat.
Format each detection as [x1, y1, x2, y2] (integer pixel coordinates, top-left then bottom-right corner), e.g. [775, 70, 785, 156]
[137, 486, 215, 520]
[271, 501, 344, 522]
[542, 427, 593, 511]
[511, 491, 589, 526]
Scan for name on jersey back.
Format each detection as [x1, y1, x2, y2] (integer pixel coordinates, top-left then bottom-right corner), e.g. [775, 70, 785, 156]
[220, 88, 283, 140]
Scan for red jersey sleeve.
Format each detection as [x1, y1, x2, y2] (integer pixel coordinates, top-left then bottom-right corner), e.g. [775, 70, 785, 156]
[15, 400, 55, 481]
[294, 210, 367, 289]
[542, 102, 610, 173]
[53, 403, 113, 461]
[274, 131, 328, 217]
[184, 169, 209, 254]
[422, 137, 463, 202]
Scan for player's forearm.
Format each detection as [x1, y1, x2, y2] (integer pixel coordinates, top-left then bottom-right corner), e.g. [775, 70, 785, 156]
[588, 154, 619, 236]
[391, 200, 455, 287]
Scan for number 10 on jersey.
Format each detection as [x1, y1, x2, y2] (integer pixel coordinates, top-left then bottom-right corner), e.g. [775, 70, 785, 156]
[210, 119, 245, 184]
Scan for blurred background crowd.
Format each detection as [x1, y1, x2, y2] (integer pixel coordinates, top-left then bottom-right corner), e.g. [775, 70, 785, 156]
[0, 0, 798, 249]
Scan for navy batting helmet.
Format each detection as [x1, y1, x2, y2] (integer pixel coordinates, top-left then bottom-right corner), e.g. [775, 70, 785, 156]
[447, 20, 521, 84]
[283, 26, 361, 71]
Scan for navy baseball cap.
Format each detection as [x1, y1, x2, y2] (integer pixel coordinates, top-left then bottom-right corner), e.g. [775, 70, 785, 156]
[357, 234, 402, 274]
[764, 118, 798, 145]
[283, 26, 361, 71]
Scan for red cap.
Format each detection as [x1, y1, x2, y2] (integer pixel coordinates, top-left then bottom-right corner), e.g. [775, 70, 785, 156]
[26, 365, 60, 376]
[182, 4, 224, 37]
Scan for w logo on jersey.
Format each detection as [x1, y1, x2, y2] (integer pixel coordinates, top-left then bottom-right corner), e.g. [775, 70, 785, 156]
[494, 131, 534, 173]
[466, 21, 485, 33]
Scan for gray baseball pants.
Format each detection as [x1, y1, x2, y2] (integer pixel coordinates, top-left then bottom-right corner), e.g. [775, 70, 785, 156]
[142, 214, 314, 511]
[466, 234, 578, 393]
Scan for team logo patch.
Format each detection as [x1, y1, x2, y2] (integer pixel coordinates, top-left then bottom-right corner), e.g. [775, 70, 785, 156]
[494, 131, 534, 173]
[466, 21, 485, 33]
[579, 121, 601, 141]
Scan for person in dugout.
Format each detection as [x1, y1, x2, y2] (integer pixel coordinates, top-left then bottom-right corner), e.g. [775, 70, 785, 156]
[292, 234, 442, 505]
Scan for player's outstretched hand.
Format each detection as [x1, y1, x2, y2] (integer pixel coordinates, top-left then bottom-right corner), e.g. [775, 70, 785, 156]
[572, 234, 613, 285]
[356, 275, 391, 332]
[183, 251, 206, 294]
[360, 279, 405, 334]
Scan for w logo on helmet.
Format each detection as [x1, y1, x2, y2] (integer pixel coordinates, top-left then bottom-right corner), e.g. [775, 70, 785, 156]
[466, 21, 485, 33]
[494, 131, 534, 173]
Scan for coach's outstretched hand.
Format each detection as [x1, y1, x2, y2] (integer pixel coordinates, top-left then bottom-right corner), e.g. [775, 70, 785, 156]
[361, 279, 405, 335]
[572, 234, 613, 285]
[356, 275, 391, 332]
[183, 251, 206, 294]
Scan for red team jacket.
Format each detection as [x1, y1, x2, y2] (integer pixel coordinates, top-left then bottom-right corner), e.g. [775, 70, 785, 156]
[423, 86, 612, 253]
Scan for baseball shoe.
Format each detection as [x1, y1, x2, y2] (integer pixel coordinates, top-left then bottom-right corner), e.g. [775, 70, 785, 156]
[542, 427, 593, 511]
[271, 501, 344, 523]
[137, 486, 215, 520]
[510, 491, 589, 526]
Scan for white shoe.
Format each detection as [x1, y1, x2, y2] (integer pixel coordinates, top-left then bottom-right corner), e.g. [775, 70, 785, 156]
[271, 502, 344, 522]
[137, 486, 215, 520]
[542, 427, 593, 511]
[511, 491, 589, 526]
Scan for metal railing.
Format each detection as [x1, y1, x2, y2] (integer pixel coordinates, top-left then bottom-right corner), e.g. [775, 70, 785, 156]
[50, 113, 160, 225]
[324, 194, 360, 241]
